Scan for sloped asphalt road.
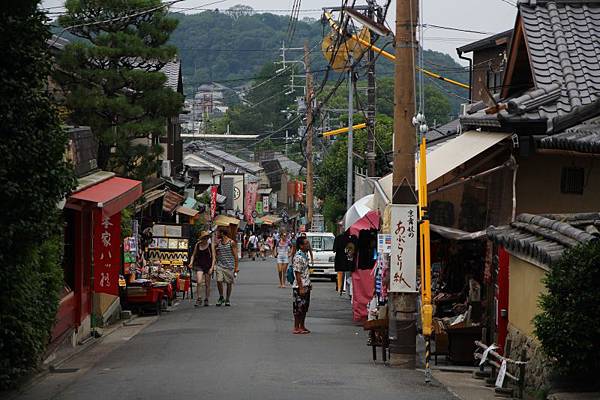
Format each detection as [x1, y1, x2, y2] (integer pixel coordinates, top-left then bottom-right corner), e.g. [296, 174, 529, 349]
[14, 259, 456, 400]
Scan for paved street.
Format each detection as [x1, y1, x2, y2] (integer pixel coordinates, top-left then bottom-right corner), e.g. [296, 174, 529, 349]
[14, 260, 456, 400]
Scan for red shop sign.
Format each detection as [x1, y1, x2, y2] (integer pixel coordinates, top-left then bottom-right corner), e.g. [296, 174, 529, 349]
[93, 210, 121, 296]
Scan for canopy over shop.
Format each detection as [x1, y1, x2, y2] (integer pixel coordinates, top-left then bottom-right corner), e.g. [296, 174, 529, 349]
[56, 172, 142, 344]
[337, 129, 515, 364]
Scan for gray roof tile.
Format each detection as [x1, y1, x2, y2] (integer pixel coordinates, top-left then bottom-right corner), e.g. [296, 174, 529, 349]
[538, 115, 600, 152]
[160, 59, 182, 92]
[488, 212, 600, 266]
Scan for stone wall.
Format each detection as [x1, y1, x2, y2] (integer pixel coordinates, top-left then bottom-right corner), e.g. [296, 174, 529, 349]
[506, 324, 553, 398]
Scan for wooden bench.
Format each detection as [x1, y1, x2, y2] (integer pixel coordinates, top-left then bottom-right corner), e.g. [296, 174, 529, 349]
[364, 319, 389, 362]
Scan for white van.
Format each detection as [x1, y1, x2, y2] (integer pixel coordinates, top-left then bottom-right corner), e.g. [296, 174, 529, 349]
[305, 232, 336, 281]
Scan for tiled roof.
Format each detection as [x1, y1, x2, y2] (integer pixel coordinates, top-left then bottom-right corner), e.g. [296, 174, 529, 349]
[538, 115, 600, 153]
[487, 212, 600, 266]
[516, 0, 600, 124]
[273, 154, 303, 176]
[457, 29, 513, 54]
[461, 1, 600, 127]
[184, 142, 263, 176]
[160, 59, 182, 92]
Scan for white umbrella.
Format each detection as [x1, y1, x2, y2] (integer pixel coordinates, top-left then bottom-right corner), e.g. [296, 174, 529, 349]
[344, 194, 375, 230]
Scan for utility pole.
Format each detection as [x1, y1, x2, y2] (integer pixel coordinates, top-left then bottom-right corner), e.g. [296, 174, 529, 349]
[389, 0, 419, 369]
[347, 60, 354, 209]
[304, 41, 314, 229]
[366, 1, 377, 177]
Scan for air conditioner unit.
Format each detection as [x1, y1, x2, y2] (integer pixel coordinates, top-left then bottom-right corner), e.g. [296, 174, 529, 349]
[161, 160, 172, 178]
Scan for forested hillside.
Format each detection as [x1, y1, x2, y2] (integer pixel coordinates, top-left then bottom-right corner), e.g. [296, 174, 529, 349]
[169, 8, 470, 114]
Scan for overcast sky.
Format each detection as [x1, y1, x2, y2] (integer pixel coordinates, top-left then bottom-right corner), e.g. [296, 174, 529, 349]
[42, 0, 517, 63]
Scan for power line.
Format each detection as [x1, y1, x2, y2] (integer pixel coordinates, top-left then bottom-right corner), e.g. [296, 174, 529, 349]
[422, 24, 493, 35]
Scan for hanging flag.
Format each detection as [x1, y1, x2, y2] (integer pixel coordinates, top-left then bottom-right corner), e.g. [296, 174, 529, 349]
[210, 185, 218, 219]
[245, 182, 258, 224]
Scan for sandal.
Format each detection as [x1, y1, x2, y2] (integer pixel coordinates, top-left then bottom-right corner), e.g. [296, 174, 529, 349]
[292, 328, 303, 334]
[300, 329, 311, 334]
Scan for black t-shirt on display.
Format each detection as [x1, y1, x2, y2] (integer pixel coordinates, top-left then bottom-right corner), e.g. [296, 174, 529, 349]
[357, 229, 378, 269]
[333, 233, 358, 272]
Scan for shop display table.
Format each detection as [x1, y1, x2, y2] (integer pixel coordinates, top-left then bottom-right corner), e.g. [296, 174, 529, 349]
[446, 324, 481, 365]
[364, 319, 389, 362]
[125, 285, 164, 315]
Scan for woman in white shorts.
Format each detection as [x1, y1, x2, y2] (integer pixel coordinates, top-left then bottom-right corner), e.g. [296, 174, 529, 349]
[274, 231, 291, 288]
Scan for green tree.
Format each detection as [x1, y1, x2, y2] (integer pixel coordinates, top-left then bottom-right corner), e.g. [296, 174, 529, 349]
[534, 242, 600, 377]
[226, 62, 297, 134]
[423, 84, 452, 125]
[0, 1, 75, 388]
[315, 114, 393, 229]
[56, 0, 184, 180]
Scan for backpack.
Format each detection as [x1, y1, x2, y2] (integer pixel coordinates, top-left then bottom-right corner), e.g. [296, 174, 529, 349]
[286, 264, 295, 285]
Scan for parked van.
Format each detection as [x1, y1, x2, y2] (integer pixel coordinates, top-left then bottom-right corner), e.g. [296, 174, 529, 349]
[305, 232, 336, 281]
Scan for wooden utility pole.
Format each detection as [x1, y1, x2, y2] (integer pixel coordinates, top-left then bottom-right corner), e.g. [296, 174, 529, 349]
[304, 41, 314, 228]
[389, 0, 418, 368]
[366, 1, 377, 177]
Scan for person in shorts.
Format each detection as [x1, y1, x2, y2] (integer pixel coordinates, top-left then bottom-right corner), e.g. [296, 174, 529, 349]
[189, 230, 214, 307]
[214, 228, 239, 307]
[292, 236, 311, 334]
[274, 231, 291, 288]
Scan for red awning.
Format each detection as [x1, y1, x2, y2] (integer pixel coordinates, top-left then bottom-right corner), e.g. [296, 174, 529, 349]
[69, 176, 142, 217]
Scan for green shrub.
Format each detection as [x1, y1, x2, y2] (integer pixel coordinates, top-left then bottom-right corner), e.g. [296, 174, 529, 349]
[533, 242, 600, 377]
[0, 2, 75, 389]
[0, 237, 64, 389]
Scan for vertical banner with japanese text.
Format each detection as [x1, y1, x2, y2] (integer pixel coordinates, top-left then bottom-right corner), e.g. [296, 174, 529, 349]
[93, 210, 121, 296]
[210, 185, 218, 219]
[389, 204, 418, 293]
[244, 182, 258, 224]
[262, 195, 270, 213]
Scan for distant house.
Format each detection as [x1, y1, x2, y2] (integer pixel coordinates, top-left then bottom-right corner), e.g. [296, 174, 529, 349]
[461, 0, 600, 216]
[256, 150, 304, 209]
[457, 30, 512, 102]
[159, 58, 184, 176]
[184, 143, 272, 216]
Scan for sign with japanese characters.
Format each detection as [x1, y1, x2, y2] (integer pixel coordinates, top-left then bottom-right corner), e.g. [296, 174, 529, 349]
[389, 204, 418, 293]
[93, 210, 121, 296]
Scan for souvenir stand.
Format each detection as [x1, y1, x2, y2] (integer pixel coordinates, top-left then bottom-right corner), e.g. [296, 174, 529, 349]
[123, 223, 190, 313]
[428, 232, 488, 365]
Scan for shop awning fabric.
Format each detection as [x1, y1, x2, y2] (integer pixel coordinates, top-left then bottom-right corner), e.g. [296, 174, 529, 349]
[214, 214, 240, 227]
[69, 176, 142, 217]
[379, 131, 512, 200]
[176, 206, 199, 217]
[262, 215, 282, 225]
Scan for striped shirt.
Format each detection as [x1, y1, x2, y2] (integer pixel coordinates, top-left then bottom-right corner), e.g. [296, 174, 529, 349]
[216, 239, 236, 269]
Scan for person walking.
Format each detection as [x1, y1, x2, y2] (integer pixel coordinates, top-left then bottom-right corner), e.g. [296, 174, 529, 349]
[274, 231, 291, 288]
[189, 231, 214, 307]
[214, 228, 239, 307]
[242, 232, 250, 259]
[248, 232, 258, 261]
[292, 236, 311, 334]
[265, 234, 274, 258]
